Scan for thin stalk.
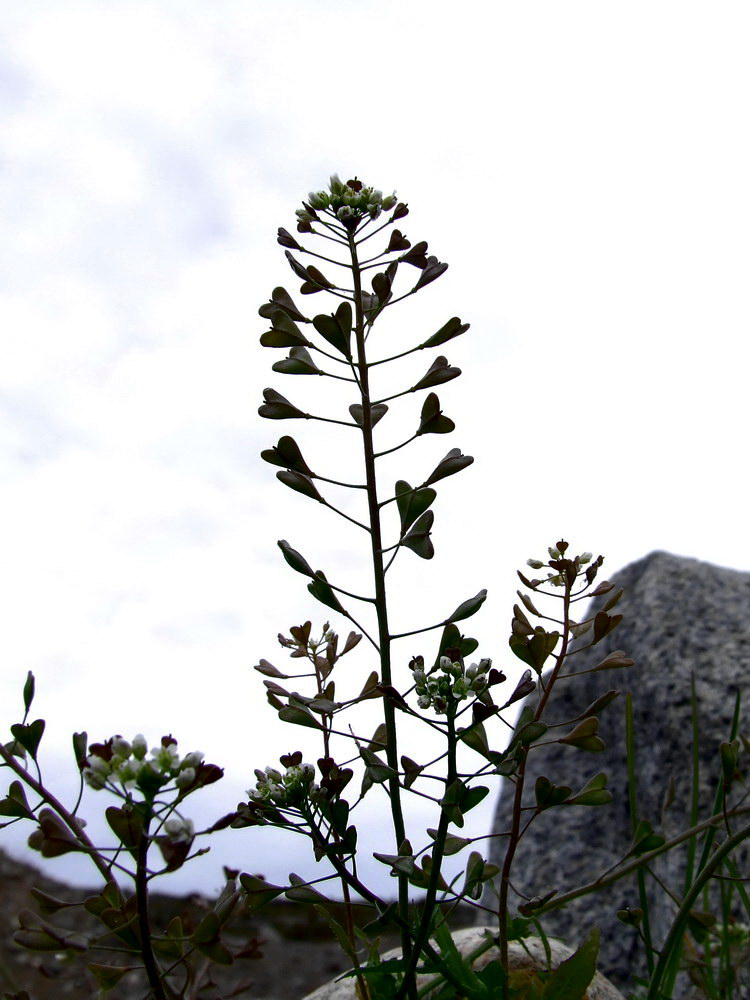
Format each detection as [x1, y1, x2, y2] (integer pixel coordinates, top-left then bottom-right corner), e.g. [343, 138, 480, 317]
[395, 711, 458, 1000]
[135, 809, 173, 1000]
[0, 742, 115, 885]
[625, 692, 655, 977]
[496, 573, 573, 982]
[348, 228, 415, 999]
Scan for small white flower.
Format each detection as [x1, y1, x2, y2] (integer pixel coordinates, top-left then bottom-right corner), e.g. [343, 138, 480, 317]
[175, 767, 196, 789]
[382, 193, 397, 211]
[164, 816, 194, 842]
[86, 756, 110, 776]
[84, 769, 107, 790]
[180, 751, 204, 770]
[439, 655, 452, 672]
[418, 694, 431, 709]
[111, 736, 132, 757]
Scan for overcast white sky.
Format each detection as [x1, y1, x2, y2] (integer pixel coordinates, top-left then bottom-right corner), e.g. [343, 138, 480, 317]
[2, 1, 749, 899]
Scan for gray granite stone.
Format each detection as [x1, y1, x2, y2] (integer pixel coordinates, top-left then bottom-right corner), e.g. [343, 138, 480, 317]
[485, 550, 750, 996]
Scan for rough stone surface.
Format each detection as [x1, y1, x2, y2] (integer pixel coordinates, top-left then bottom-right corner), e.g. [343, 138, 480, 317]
[486, 550, 750, 996]
[302, 927, 626, 1000]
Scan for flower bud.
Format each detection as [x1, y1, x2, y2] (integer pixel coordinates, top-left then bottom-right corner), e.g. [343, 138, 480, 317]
[132, 734, 148, 759]
[84, 769, 107, 790]
[439, 655, 452, 672]
[112, 736, 132, 757]
[175, 767, 196, 789]
[548, 546, 561, 560]
[382, 193, 397, 210]
[579, 552, 593, 564]
[329, 173, 345, 195]
[180, 751, 204, 770]
[307, 190, 329, 210]
[86, 755, 111, 776]
[164, 816, 194, 842]
[418, 694, 431, 709]
[527, 559, 544, 569]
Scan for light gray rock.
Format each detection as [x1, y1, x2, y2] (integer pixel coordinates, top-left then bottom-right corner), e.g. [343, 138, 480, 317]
[485, 550, 750, 996]
[302, 927, 625, 1000]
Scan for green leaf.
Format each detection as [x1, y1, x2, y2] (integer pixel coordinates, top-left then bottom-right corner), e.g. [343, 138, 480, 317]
[626, 819, 666, 857]
[360, 747, 397, 783]
[190, 911, 234, 965]
[277, 539, 315, 578]
[260, 309, 310, 348]
[314, 905, 358, 961]
[10, 720, 45, 760]
[535, 776, 573, 811]
[544, 926, 599, 1000]
[349, 402, 388, 427]
[261, 435, 315, 475]
[417, 392, 455, 435]
[258, 388, 305, 420]
[312, 309, 352, 357]
[307, 571, 346, 614]
[401, 510, 434, 559]
[87, 963, 135, 991]
[426, 827, 471, 855]
[569, 788, 613, 807]
[276, 470, 323, 502]
[413, 258, 449, 292]
[513, 720, 548, 749]
[400, 755, 424, 789]
[593, 611, 623, 644]
[286, 873, 329, 904]
[395, 481, 436, 533]
[421, 317, 470, 349]
[278, 705, 323, 730]
[580, 690, 620, 719]
[559, 717, 606, 752]
[239, 873, 285, 910]
[272, 346, 322, 375]
[22, 672, 35, 714]
[105, 805, 144, 858]
[413, 355, 461, 392]
[0, 781, 35, 820]
[425, 448, 473, 485]
[72, 731, 87, 769]
[446, 589, 487, 623]
[30, 887, 77, 914]
[258, 286, 307, 323]
[461, 784, 489, 813]
[434, 623, 479, 664]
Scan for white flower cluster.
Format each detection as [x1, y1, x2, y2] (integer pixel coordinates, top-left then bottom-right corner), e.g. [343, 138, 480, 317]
[411, 655, 491, 715]
[526, 547, 592, 586]
[296, 174, 397, 226]
[248, 762, 316, 808]
[83, 735, 204, 793]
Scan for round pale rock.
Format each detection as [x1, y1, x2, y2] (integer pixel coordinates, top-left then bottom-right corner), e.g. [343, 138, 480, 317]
[301, 927, 625, 1000]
